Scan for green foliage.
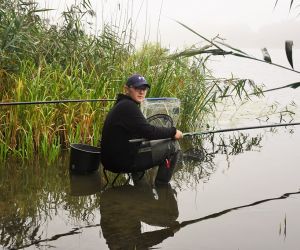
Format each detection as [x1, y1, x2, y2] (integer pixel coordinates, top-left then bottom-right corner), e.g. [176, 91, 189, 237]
[0, 1, 270, 162]
[0, 0, 212, 161]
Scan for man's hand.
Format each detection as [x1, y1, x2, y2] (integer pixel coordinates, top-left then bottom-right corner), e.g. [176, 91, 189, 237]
[174, 129, 183, 140]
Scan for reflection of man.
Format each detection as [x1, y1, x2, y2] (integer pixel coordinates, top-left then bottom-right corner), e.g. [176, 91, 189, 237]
[100, 181, 179, 249]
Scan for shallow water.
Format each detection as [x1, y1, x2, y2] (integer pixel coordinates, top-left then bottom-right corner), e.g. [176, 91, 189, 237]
[0, 123, 300, 249]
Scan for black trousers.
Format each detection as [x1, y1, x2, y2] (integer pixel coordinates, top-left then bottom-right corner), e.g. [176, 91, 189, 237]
[131, 139, 181, 183]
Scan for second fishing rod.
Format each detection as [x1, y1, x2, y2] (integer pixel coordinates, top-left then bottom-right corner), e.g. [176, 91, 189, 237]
[0, 97, 178, 106]
[129, 122, 300, 143]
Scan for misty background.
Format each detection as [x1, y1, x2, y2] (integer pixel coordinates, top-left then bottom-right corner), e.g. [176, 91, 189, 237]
[38, 0, 300, 49]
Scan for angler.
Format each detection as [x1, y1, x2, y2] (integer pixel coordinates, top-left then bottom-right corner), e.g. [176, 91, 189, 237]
[100, 74, 183, 185]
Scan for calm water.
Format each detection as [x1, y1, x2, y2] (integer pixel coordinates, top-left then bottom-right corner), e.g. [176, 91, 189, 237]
[1, 49, 300, 250]
[1, 126, 300, 250]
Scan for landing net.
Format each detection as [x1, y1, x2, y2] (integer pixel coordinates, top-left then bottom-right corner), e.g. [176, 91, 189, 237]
[141, 98, 180, 126]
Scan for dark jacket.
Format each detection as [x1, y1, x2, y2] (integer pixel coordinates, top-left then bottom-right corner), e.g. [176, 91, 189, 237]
[100, 94, 176, 172]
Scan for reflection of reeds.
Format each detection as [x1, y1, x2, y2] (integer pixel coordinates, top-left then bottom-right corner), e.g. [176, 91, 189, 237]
[279, 213, 287, 240]
[0, 131, 269, 249]
[172, 132, 264, 189]
[0, 158, 101, 249]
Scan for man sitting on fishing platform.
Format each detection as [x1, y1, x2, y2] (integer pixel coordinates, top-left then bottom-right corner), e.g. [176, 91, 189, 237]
[100, 74, 183, 185]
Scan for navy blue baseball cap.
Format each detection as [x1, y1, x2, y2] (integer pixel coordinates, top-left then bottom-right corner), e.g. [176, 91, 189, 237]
[126, 74, 150, 89]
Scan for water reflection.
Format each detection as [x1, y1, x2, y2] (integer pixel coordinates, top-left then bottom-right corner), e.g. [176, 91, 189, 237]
[69, 171, 102, 196]
[100, 180, 179, 249]
[207, 132, 263, 155]
[66, 171, 102, 223]
[0, 131, 268, 249]
[178, 191, 300, 228]
[0, 162, 62, 249]
[278, 214, 287, 240]
[0, 160, 102, 249]
[173, 132, 263, 188]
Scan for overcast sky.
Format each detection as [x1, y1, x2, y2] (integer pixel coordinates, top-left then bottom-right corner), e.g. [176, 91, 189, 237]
[40, 0, 300, 49]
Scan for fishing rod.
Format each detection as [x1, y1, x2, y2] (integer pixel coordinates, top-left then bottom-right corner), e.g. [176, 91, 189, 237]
[129, 121, 300, 143]
[0, 98, 116, 106]
[0, 97, 178, 106]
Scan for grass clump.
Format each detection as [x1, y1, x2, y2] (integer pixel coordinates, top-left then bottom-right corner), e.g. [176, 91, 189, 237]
[0, 0, 264, 162]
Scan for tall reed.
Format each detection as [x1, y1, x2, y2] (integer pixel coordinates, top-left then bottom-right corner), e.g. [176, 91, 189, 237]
[0, 0, 264, 162]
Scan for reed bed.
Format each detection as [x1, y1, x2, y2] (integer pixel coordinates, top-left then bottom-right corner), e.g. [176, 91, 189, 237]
[0, 0, 262, 163]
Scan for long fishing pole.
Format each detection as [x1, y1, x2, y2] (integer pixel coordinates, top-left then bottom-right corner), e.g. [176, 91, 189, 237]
[0, 98, 116, 106]
[129, 122, 300, 143]
[0, 97, 178, 106]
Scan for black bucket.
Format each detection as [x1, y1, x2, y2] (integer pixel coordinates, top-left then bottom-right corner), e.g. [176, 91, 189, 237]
[69, 143, 101, 174]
